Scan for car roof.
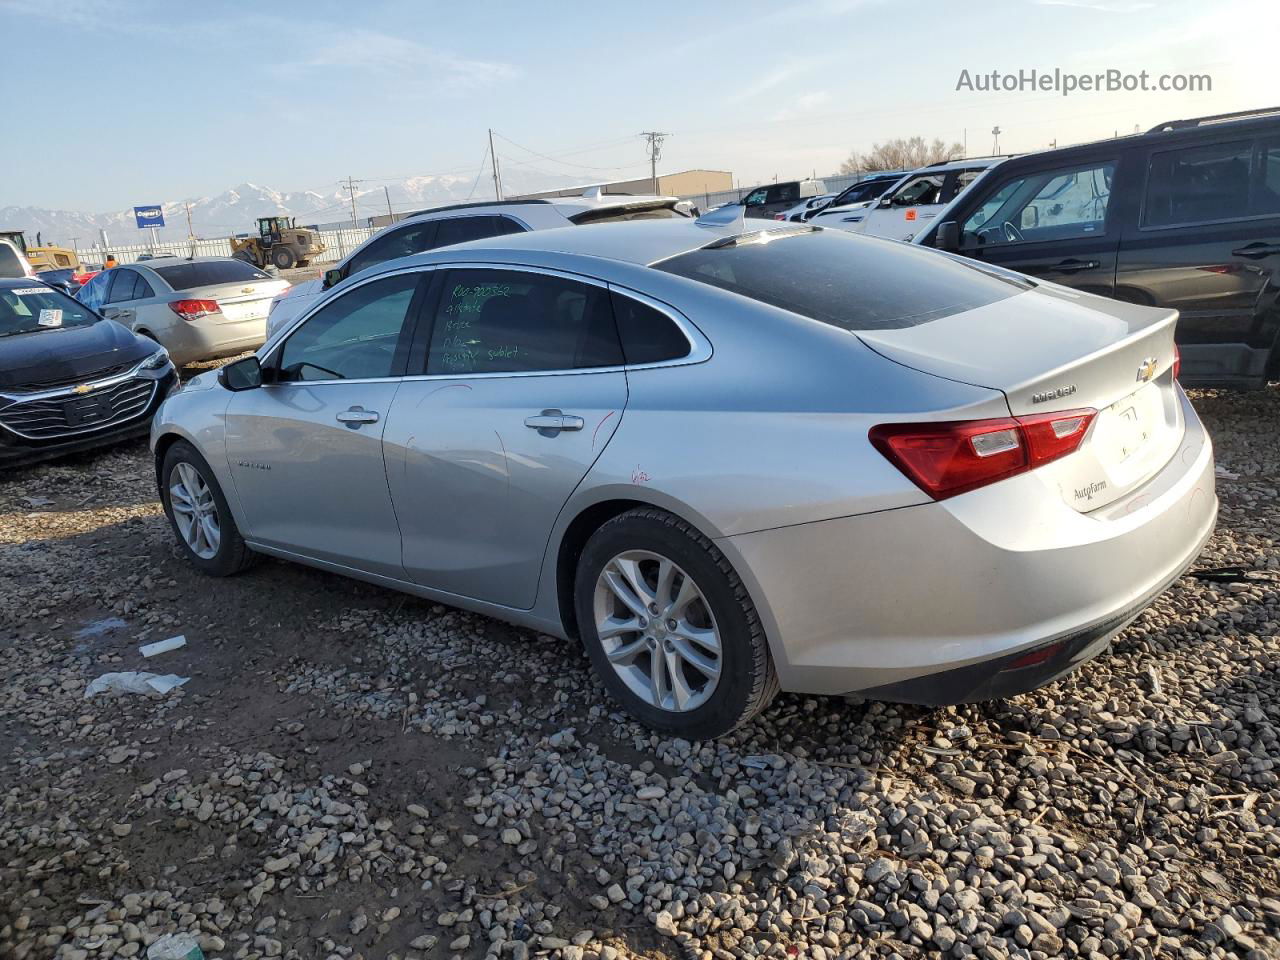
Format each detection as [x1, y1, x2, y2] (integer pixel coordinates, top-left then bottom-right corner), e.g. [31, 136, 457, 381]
[394, 214, 795, 270]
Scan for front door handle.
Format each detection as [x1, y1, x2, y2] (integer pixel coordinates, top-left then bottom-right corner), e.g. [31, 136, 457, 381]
[1231, 243, 1280, 259]
[524, 409, 585, 435]
[1052, 259, 1101, 273]
[336, 406, 379, 428]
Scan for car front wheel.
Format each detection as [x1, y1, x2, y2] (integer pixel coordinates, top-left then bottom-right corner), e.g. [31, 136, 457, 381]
[160, 440, 257, 576]
[574, 508, 778, 738]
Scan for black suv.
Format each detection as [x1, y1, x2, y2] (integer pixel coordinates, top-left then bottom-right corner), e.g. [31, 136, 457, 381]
[917, 107, 1280, 388]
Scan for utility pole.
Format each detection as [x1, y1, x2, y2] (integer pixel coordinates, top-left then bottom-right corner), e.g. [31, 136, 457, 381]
[384, 186, 394, 219]
[488, 129, 503, 200]
[991, 125, 1002, 154]
[639, 131, 669, 195]
[342, 176, 363, 226]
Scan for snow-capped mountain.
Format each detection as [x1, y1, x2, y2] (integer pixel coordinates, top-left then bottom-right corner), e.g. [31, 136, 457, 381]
[2, 170, 582, 245]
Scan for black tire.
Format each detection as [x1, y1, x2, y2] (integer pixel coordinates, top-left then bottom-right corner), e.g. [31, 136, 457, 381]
[574, 508, 778, 738]
[159, 440, 257, 577]
[272, 247, 296, 270]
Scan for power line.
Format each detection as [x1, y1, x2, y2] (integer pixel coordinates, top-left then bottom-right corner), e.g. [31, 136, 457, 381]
[340, 176, 364, 225]
[492, 131, 638, 173]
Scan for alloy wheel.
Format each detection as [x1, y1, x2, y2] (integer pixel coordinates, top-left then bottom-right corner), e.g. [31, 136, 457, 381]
[592, 549, 722, 712]
[169, 461, 221, 560]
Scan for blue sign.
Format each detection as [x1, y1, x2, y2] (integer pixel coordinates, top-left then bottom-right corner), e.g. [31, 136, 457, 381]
[134, 205, 165, 229]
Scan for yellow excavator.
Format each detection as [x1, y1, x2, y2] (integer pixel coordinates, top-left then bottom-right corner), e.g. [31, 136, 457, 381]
[229, 216, 326, 270]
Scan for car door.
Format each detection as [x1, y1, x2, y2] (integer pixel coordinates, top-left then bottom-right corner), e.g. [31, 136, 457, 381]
[858, 170, 948, 239]
[948, 157, 1121, 297]
[382, 266, 628, 609]
[1115, 135, 1280, 386]
[223, 269, 427, 577]
[99, 268, 140, 326]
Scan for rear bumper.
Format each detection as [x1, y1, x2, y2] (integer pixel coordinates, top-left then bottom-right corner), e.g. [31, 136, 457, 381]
[720, 387, 1217, 701]
[164, 318, 266, 367]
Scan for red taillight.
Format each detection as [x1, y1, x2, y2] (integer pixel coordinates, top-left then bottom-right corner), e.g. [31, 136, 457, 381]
[1172, 345, 1181, 381]
[168, 299, 219, 321]
[870, 408, 1096, 500]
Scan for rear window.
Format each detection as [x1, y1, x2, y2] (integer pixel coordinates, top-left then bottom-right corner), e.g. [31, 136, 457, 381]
[154, 259, 270, 290]
[570, 203, 691, 226]
[655, 229, 1027, 331]
[0, 243, 26, 278]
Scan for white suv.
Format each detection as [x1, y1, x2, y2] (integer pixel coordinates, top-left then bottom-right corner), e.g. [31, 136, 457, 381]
[266, 191, 689, 336]
[809, 158, 1005, 241]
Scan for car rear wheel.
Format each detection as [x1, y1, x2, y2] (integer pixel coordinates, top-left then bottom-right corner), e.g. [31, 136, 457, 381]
[574, 508, 778, 738]
[272, 248, 296, 270]
[160, 440, 257, 576]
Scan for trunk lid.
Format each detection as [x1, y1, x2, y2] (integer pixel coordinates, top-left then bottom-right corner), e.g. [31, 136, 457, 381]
[857, 283, 1184, 512]
[186, 279, 289, 325]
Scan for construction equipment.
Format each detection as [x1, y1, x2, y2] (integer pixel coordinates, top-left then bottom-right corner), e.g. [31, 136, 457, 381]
[0, 230, 28, 255]
[229, 216, 326, 270]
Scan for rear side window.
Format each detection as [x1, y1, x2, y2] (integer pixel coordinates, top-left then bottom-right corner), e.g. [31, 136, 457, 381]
[1143, 140, 1252, 226]
[154, 260, 270, 289]
[106, 270, 139, 303]
[1254, 137, 1280, 215]
[610, 292, 690, 364]
[425, 269, 622, 375]
[656, 230, 1027, 331]
[434, 216, 509, 248]
[570, 204, 689, 225]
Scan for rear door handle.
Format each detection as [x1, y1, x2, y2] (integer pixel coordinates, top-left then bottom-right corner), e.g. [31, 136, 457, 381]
[335, 406, 379, 428]
[1231, 243, 1280, 259]
[1052, 259, 1101, 273]
[524, 409, 584, 435]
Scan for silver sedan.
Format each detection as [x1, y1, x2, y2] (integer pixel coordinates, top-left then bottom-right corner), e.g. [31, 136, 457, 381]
[151, 213, 1217, 738]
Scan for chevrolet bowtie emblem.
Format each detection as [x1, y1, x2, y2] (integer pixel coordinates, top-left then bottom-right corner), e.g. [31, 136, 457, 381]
[1136, 357, 1158, 383]
[73, 384, 94, 395]
[241, 287, 254, 294]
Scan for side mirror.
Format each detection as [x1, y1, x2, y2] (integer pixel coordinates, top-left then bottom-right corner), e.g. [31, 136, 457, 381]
[219, 355, 263, 391]
[878, 196, 894, 207]
[935, 221, 961, 251]
[322, 268, 343, 290]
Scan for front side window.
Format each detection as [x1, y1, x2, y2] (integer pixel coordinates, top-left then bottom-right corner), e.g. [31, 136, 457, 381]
[0, 285, 100, 337]
[890, 174, 945, 207]
[425, 269, 622, 375]
[77, 271, 110, 309]
[278, 273, 420, 382]
[1143, 140, 1252, 227]
[434, 215, 504, 248]
[346, 221, 440, 278]
[962, 161, 1114, 245]
[743, 188, 767, 207]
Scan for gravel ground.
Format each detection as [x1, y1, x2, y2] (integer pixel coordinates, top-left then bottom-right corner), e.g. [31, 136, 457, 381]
[1, 386, 1278, 960]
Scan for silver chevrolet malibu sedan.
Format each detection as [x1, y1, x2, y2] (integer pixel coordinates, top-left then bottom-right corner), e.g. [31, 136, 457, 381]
[151, 212, 1217, 738]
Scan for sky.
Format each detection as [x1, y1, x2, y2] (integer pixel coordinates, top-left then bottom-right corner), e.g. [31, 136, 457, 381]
[2, 0, 1271, 212]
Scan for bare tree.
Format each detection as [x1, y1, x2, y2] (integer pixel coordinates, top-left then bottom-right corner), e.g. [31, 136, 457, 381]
[839, 136, 965, 174]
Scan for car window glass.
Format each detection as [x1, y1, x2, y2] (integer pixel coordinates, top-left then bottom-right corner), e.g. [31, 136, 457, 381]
[278, 272, 419, 382]
[610, 292, 690, 365]
[134, 274, 156, 299]
[0, 285, 99, 336]
[107, 270, 139, 303]
[962, 162, 1114, 246]
[892, 174, 945, 206]
[491, 216, 526, 236]
[657, 231, 1028, 332]
[945, 169, 983, 203]
[743, 189, 767, 206]
[346, 221, 440, 278]
[425, 269, 622, 375]
[1253, 138, 1280, 216]
[1143, 140, 1252, 227]
[434, 216, 499, 248]
[154, 260, 271, 290]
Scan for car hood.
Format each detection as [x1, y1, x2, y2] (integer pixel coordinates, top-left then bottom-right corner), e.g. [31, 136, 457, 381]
[0, 319, 150, 391]
[276, 277, 321, 301]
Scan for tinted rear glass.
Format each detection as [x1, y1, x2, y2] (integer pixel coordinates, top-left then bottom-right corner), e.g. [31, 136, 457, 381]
[154, 260, 270, 290]
[570, 203, 691, 225]
[656, 230, 1027, 331]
